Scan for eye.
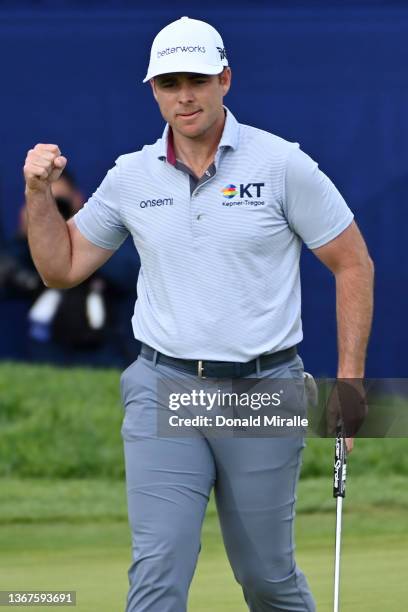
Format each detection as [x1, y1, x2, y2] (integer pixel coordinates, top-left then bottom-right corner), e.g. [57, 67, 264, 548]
[156, 78, 177, 88]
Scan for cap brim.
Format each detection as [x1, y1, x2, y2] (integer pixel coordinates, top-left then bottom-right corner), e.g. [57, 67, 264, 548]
[143, 63, 224, 83]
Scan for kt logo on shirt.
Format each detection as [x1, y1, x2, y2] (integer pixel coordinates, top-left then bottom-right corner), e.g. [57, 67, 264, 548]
[221, 183, 265, 199]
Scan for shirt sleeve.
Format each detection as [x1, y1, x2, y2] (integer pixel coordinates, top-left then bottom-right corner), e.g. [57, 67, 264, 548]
[73, 163, 129, 250]
[283, 146, 354, 249]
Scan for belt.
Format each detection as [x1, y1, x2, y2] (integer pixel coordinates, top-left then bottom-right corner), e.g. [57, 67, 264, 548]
[140, 344, 297, 379]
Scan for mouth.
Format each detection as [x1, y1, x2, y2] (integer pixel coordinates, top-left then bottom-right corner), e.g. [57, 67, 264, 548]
[177, 110, 202, 119]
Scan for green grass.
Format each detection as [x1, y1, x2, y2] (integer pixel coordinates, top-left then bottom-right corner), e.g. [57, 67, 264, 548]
[1, 362, 408, 479]
[3, 516, 407, 611]
[0, 363, 124, 478]
[1, 474, 408, 524]
[1, 476, 407, 611]
[1, 360, 407, 609]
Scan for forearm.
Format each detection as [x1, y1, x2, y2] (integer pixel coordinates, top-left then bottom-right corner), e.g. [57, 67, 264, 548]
[26, 187, 72, 286]
[335, 258, 374, 377]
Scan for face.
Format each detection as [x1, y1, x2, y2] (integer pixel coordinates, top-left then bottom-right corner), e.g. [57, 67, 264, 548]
[150, 69, 231, 140]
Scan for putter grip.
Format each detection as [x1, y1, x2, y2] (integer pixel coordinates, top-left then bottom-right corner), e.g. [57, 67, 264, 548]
[333, 423, 347, 498]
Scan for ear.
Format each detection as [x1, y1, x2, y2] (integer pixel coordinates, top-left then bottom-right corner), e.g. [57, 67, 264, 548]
[219, 67, 232, 96]
[150, 78, 158, 102]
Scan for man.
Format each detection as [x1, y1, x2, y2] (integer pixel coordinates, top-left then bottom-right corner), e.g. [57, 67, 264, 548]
[23, 16, 374, 612]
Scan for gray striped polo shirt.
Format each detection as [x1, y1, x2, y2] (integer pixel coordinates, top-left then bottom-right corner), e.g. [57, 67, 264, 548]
[73, 108, 353, 361]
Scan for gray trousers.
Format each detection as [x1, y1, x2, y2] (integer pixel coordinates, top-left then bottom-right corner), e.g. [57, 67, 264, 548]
[120, 353, 316, 612]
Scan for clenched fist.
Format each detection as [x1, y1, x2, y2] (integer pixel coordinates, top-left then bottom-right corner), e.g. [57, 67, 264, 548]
[24, 144, 67, 193]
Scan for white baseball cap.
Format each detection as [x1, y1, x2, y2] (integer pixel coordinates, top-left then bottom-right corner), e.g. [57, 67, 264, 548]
[143, 16, 228, 83]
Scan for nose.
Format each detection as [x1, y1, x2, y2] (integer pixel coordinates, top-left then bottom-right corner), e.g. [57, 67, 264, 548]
[177, 82, 195, 104]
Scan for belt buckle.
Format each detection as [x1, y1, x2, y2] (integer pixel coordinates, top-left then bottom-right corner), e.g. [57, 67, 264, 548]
[197, 360, 207, 379]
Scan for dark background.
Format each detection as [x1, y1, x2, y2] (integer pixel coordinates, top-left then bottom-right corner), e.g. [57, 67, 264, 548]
[1, 0, 406, 376]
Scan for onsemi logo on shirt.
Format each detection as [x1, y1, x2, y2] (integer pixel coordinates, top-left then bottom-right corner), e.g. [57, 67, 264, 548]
[139, 197, 174, 209]
[221, 183, 265, 199]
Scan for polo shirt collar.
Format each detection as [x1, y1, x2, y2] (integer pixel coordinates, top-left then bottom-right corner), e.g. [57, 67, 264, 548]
[157, 106, 240, 164]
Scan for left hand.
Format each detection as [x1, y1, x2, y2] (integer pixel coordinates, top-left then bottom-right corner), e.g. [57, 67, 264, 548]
[326, 379, 368, 444]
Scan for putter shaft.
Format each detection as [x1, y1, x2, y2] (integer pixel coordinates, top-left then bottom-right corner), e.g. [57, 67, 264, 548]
[333, 497, 343, 612]
[333, 424, 347, 612]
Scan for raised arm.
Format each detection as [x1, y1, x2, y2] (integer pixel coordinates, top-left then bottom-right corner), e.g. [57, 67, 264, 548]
[24, 144, 115, 288]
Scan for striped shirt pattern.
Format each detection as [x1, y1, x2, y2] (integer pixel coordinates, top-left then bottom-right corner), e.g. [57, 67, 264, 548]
[73, 108, 353, 361]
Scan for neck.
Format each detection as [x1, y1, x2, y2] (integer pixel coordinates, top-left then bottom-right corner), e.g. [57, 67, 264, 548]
[172, 110, 226, 177]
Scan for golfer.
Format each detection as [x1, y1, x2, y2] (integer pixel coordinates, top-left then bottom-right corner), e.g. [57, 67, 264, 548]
[23, 17, 374, 611]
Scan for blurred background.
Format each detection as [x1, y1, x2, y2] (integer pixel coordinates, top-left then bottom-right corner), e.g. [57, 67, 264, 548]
[1, 0, 407, 375]
[0, 2, 407, 611]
